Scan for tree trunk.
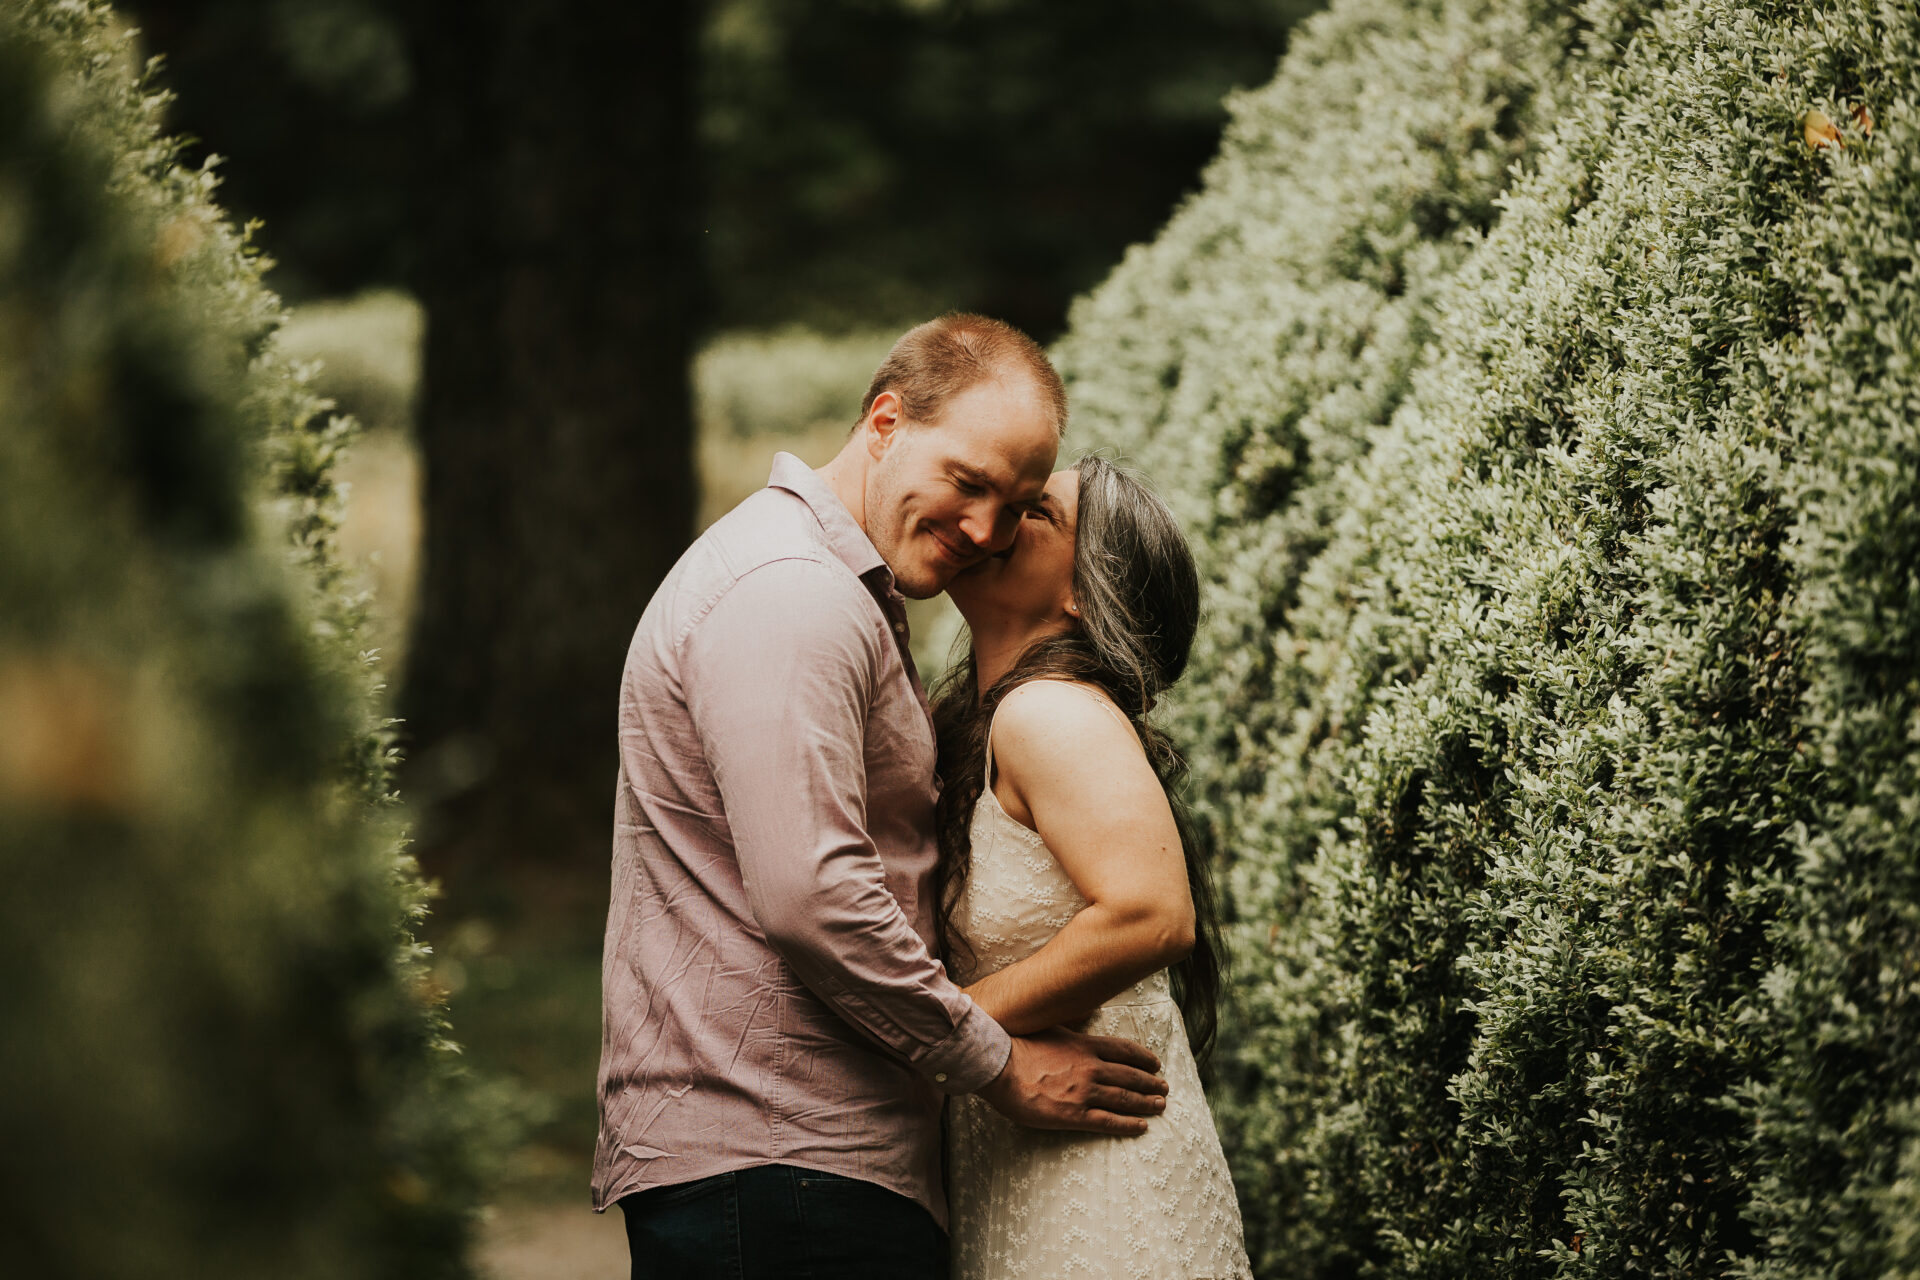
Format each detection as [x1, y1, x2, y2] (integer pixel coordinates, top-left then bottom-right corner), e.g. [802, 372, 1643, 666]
[400, 1, 698, 904]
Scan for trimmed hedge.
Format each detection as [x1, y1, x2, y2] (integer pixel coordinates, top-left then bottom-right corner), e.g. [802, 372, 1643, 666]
[0, 5, 486, 1276]
[1055, 0, 1920, 1275]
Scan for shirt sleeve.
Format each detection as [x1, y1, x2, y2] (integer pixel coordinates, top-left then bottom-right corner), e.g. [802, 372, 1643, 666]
[681, 557, 1011, 1095]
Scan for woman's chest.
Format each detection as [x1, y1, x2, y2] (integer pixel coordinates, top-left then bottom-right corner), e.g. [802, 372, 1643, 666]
[951, 803, 1086, 981]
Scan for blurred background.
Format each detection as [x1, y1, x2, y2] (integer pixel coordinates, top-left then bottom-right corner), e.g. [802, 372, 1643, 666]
[113, 1, 1321, 1272]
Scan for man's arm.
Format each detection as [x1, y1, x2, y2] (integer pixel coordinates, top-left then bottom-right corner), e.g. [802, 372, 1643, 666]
[685, 558, 1168, 1131]
[684, 558, 1008, 1092]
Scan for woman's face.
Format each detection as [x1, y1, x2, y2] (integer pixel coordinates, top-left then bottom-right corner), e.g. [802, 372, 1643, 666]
[946, 468, 1080, 632]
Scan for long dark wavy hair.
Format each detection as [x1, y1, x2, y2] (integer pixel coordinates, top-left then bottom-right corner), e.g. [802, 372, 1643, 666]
[930, 453, 1224, 1067]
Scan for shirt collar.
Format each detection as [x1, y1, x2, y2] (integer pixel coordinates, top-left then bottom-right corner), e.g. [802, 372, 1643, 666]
[766, 452, 892, 587]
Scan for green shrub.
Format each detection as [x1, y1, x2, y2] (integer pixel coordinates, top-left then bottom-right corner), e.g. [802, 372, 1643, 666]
[1055, 0, 1582, 1268]
[1055, 0, 1920, 1275]
[0, 4, 488, 1276]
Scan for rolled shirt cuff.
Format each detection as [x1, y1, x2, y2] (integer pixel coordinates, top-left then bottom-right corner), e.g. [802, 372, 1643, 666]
[918, 999, 1012, 1095]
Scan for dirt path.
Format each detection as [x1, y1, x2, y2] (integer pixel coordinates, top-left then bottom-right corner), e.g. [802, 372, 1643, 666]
[478, 1199, 628, 1280]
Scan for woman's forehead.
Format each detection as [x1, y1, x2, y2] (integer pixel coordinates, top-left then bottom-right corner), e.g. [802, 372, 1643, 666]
[1043, 468, 1081, 515]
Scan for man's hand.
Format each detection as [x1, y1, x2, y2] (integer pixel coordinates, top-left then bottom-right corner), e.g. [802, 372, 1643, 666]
[976, 1027, 1168, 1136]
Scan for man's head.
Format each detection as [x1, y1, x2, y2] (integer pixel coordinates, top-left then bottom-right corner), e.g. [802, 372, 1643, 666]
[847, 314, 1066, 599]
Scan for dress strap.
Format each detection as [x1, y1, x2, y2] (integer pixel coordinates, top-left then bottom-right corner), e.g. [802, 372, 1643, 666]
[982, 702, 1000, 792]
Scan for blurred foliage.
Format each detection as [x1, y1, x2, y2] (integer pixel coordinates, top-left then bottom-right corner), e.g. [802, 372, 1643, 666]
[693, 326, 899, 440]
[691, 327, 894, 528]
[702, 0, 1321, 337]
[117, 0, 1320, 333]
[279, 290, 423, 664]
[1057, 0, 1920, 1273]
[431, 923, 603, 1203]
[0, 4, 501, 1275]
[113, 0, 412, 297]
[280, 287, 422, 435]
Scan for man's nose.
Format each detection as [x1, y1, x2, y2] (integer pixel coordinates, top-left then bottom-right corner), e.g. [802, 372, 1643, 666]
[957, 506, 1000, 553]
[963, 506, 1016, 555]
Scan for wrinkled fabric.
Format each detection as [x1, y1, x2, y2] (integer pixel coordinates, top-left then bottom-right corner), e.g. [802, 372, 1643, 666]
[593, 453, 1012, 1228]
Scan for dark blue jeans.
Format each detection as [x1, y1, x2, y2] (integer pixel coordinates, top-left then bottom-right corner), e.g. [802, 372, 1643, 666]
[618, 1163, 948, 1280]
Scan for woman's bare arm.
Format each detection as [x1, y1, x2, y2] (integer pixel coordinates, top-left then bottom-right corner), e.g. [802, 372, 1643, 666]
[962, 680, 1196, 1037]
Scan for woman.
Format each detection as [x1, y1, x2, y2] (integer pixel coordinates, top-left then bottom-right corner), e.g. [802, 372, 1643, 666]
[933, 453, 1252, 1280]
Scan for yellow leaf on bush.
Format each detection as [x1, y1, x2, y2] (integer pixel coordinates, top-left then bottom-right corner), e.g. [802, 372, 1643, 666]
[1851, 102, 1875, 136]
[1803, 109, 1842, 149]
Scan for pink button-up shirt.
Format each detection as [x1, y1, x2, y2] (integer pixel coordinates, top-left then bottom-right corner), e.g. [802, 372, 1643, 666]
[592, 453, 1012, 1227]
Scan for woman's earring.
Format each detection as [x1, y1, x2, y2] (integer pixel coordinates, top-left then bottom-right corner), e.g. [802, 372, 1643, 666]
[1066, 602, 1079, 617]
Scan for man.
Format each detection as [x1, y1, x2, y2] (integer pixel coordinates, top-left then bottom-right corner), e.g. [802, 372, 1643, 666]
[594, 314, 1170, 1278]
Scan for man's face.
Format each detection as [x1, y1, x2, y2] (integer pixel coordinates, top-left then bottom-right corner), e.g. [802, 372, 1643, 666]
[863, 374, 1059, 599]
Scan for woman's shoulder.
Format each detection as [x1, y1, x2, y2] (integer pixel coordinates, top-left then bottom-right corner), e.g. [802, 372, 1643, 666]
[988, 678, 1166, 835]
[993, 679, 1138, 756]
[999, 677, 1126, 716]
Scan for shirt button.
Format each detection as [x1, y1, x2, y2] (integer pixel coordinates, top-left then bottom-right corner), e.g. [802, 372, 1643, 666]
[893, 622, 907, 634]
[933, 1072, 948, 1084]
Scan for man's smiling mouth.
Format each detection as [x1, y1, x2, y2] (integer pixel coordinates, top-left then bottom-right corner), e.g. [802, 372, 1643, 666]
[929, 530, 976, 566]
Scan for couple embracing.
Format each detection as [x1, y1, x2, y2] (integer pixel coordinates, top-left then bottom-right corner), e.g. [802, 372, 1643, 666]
[593, 314, 1252, 1279]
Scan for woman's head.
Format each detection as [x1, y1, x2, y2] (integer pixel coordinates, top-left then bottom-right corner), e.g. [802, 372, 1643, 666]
[932, 454, 1220, 1065]
[1069, 455, 1200, 712]
[946, 453, 1200, 715]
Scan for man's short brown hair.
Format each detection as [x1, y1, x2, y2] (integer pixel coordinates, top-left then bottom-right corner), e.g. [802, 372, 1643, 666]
[858, 313, 1068, 436]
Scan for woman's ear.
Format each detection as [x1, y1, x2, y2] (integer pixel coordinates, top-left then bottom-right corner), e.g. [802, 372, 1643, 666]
[1065, 600, 1080, 619]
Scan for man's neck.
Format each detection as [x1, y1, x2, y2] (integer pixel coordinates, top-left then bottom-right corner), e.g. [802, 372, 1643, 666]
[816, 438, 869, 537]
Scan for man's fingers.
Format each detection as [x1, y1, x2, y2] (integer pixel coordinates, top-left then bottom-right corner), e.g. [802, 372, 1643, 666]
[1077, 1032, 1161, 1074]
[1070, 1109, 1152, 1138]
[982, 1029, 1174, 1134]
[1087, 1084, 1167, 1117]
[1091, 1062, 1169, 1097]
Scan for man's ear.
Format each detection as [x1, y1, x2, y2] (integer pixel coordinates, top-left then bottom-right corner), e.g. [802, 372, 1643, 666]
[864, 390, 904, 461]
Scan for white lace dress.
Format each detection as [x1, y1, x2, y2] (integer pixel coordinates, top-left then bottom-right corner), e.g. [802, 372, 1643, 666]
[945, 701, 1253, 1280]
